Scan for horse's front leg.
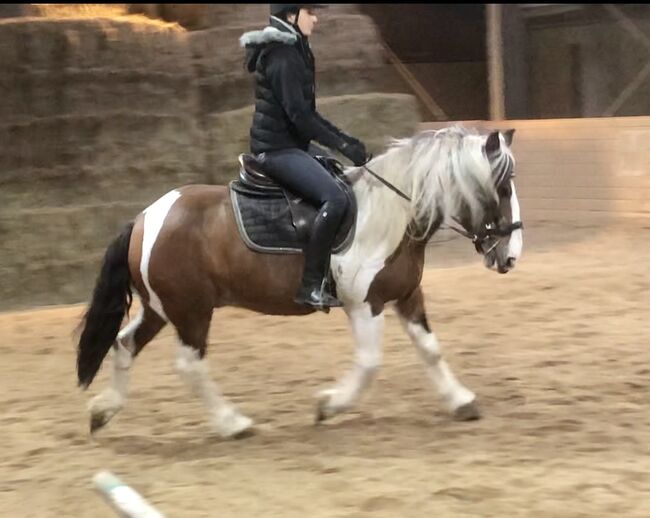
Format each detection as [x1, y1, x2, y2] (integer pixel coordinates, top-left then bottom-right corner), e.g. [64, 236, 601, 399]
[316, 303, 383, 422]
[395, 287, 480, 421]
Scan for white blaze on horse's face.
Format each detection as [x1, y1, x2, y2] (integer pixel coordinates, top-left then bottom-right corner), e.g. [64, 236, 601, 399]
[482, 130, 523, 274]
[508, 180, 523, 263]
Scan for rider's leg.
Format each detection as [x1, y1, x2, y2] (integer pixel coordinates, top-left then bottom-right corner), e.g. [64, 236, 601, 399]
[260, 148, 348, 309]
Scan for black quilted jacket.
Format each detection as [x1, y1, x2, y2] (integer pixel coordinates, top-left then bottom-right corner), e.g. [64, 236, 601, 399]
[240, 16, 352, 155]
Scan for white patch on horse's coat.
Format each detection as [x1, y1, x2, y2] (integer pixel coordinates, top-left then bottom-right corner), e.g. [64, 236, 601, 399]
[140, 190, 181, 321]
[110, 308, 142, 397]
[88, 308, 142, 420]
[402, 318, 476, 412]
[406, 321, 441, 363]
[508, 180, 523, 260]
[109, 342, 132, 400]
[318, 304, 383, 415]
[117, 307, 143, 352]
[174, 343, 253, 438]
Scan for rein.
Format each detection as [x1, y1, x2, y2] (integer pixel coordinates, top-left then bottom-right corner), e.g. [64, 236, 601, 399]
[359, 155, 412, 202]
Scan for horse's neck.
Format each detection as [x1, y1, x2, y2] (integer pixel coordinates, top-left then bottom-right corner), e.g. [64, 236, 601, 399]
[345, 149, 415, 263]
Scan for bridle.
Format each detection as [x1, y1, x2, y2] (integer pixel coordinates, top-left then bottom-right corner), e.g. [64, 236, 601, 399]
[447, 216, 524, 254]
[445, 172, 524, 254]
[357, 156, 523, 255]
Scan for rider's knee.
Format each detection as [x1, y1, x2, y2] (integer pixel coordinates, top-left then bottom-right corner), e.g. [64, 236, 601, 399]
[327, 188, 348, 216]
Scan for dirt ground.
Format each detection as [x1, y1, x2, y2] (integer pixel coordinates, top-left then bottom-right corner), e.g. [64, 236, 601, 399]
[2, 220, 650, 517]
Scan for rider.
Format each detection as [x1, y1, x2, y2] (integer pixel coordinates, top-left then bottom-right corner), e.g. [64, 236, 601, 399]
[241, 4, 369, 310]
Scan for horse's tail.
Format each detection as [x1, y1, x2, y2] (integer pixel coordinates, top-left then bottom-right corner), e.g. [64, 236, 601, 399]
[76, 221, 135, 389]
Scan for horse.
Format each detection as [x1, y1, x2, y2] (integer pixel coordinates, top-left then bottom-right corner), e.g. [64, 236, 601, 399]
[76, 126, 523, 439]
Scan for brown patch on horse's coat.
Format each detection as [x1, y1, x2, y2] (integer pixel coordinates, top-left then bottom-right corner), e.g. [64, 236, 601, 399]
[131, 186, 317, 325]
[395, 286, 431, 332]
[365, 236, 427, 317]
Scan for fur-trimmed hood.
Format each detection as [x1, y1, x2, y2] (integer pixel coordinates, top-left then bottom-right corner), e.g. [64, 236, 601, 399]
[240, 25, 298, 48]
[240, 16, 300, 72]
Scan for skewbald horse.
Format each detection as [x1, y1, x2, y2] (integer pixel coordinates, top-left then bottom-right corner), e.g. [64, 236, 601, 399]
[76, 126, 523, 438]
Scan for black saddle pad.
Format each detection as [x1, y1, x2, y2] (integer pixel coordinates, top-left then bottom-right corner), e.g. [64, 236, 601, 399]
[229, 156, 356, 255]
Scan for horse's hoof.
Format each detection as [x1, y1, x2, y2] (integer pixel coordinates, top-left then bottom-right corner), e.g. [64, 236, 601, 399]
[315, 401, 328, 424]
[315, 391, 336, 424]
[90, 413, 109, 434]
[453, 402, 481, 421]
[216, 413, 254, 439]
[231, 427, 256, 440]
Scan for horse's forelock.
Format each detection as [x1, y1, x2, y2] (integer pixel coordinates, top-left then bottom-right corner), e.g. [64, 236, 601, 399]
[491, 136, 515, 189]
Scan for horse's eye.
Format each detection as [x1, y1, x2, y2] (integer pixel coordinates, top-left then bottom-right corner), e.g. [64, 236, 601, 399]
[499, 185, 512, 198]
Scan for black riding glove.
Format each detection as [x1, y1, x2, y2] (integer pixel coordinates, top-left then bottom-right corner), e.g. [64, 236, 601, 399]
[340, 140, 368, 167]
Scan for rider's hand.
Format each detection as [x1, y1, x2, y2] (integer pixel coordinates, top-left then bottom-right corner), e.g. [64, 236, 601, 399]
[341, 140, 368, 167]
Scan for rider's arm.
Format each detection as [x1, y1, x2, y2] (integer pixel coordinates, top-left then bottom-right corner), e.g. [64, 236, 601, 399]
[313, 111, 357, 146]
[266, 48, 347, 152]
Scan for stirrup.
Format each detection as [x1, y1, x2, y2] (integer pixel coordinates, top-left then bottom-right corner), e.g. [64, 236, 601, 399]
[294, 279, 342, 312]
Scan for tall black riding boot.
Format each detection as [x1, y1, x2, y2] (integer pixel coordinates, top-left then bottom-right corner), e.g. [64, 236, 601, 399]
[294, 201, 344, 311]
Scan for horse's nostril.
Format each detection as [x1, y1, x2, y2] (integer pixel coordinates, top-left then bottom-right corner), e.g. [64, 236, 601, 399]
[506, 257, 516, 268]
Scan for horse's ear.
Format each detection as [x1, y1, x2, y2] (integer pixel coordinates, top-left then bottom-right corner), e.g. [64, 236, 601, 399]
[502, 128, 515, 147]
[485, 131, 501, 156]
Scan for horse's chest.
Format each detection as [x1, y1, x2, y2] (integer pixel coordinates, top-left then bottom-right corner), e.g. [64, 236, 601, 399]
[333, 240, 424, 311]
[365, 244, 424, 311]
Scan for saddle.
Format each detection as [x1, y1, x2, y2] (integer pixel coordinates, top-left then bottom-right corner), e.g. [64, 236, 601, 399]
[229, 154, 357, 255]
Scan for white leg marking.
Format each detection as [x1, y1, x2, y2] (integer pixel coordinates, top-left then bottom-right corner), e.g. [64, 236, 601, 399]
[318, 304, 383, 418]
[508, 180, 523, 260]
[402, 318, 475, 413]
[88, 308, 143, 423]
[174, 343, 253, 438]
[140, 190, 181, 321]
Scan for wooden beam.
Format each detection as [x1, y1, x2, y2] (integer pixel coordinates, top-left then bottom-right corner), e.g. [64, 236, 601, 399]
[381, 41, 448, 121]
[603, 60, 650, 117]
[486, 4, 505, 120]
[603, 4, 650, 51]
[602, 4, 650, 116]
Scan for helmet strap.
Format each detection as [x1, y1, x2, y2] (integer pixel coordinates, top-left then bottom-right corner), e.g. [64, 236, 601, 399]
[293, 8, 301, 32]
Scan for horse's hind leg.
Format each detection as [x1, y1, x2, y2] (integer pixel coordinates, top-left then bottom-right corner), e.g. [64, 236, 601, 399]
[89, 304, 166, 433]
[173, 310, 253, 439]
[394, 287, 480, 421]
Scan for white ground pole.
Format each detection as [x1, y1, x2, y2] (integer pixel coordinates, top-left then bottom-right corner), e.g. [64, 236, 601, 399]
[93, 471, 165, 518]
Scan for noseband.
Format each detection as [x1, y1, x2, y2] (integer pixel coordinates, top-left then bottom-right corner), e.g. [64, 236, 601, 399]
[448, 217, 524, 254]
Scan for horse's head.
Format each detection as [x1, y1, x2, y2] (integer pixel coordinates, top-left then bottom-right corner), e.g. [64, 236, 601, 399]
[376, 126, 523, 273]
[454, 129, 523, 274]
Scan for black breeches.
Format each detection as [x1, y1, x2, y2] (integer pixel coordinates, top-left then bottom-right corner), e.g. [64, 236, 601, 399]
[259, 148, 348, 282]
